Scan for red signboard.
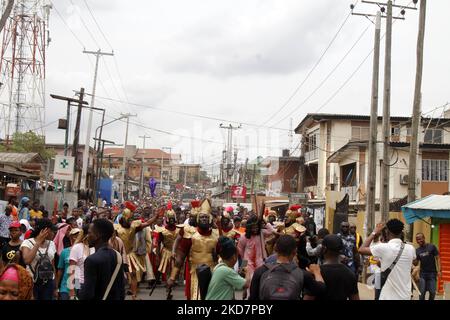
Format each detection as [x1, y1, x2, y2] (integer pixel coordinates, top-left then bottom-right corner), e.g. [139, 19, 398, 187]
[231, 185, 247, 199]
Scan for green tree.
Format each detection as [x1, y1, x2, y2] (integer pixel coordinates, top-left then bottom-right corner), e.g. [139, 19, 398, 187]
[8, 131, 56, 160]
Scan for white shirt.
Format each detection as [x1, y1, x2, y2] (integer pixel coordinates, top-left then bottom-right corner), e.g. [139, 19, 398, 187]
[370, 238, 416, 300]
[20, 239, 57, 279]
[69, 243, 95, 285]
[76, 217, 83, 228]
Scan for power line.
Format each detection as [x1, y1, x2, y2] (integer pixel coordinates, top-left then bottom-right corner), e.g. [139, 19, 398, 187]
[85, 93, 290, 131]
[259, 1, 359, 127]
[52, 4, 86, 48]
[272, 22, 372, 127]
[314, 1, 415, 115]
[68, 0, 101, 48]
[82, 0, 114, 51]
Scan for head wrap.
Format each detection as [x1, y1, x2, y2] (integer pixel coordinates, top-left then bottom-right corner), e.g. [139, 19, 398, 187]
[20, 219, 31, 231]
[0, 266, 19, 282]
[0, 264, 33, 300]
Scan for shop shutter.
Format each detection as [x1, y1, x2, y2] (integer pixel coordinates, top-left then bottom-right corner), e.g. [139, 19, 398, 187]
[438, 224, 450, 294]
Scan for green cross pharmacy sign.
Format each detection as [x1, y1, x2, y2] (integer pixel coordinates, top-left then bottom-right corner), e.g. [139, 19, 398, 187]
[53, 155, 75, 181]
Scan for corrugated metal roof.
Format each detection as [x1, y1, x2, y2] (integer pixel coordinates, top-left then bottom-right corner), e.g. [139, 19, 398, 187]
[403, 195, 450, 211]
[0, 152, 42, 164]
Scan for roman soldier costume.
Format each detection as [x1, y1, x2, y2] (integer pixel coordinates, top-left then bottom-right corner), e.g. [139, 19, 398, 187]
[170, 199, 219, 300]
[155, 202, 180, 275]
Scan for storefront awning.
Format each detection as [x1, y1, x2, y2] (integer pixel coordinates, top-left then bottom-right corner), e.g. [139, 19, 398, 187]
[402, 195, 450, 224]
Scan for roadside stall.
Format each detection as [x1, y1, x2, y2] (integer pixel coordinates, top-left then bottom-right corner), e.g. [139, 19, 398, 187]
[402, 195, 450, 295]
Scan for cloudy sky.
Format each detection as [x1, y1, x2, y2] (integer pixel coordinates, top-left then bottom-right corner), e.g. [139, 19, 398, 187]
[2, 0, 449, 175]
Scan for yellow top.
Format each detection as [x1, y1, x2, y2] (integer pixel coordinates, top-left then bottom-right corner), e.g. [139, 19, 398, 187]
[30, 209, 43, 219]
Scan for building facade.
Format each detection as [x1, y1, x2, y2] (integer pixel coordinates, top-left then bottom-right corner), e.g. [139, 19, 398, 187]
[295, 113, 450, 204]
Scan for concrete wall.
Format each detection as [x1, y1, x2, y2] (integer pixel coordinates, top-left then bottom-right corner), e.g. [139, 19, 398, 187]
[37, 191, 79, 213]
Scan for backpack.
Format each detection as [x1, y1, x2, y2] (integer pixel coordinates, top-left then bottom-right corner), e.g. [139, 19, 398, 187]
[30, 240, 54, 284]
[259, 263, 304, 300]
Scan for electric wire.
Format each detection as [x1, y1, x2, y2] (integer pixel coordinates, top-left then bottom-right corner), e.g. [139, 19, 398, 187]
[258, 0, 359, 127]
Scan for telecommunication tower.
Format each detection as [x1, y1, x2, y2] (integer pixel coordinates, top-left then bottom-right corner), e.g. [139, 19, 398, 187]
[0, 0, 52, 140]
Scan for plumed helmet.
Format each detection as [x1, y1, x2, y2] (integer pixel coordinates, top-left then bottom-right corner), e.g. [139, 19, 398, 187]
[124, 201, 137, 212]
[165, 201, 176, 219]
[190, 200, 201, 217]
[290, 205, 302, 212]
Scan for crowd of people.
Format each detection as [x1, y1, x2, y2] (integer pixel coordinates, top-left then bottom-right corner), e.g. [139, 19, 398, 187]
[0, 195, 442, 301]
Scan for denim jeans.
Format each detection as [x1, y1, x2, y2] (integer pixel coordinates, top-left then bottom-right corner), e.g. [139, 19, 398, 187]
[33, 279, 55, 300]
[419, 272, 437, 300]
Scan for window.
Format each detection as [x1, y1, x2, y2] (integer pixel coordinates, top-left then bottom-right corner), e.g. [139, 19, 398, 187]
[391, 125, 400, 142]
[424, 129, 443, 144]
[406, 127, 412, 136]
[422, 159, 449, 181]
[307, 131, 319, 152]
[391, 126, 400, 136]
[351, 126, 369, 141]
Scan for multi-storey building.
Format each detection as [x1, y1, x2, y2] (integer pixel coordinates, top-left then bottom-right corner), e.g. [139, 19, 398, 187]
[295, 113, 450, 204]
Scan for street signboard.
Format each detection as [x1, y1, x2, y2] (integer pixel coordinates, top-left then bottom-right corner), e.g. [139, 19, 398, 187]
[53, 155, 74, 181]
[289, 193, 309, 205]
[231, 185, 247, 199]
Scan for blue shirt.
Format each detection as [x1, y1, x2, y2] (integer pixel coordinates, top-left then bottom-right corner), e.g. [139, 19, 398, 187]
[18, 207, 30, 221]
[58, 247, 71, 293]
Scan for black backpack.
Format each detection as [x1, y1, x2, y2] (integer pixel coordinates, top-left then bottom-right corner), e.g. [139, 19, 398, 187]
[30, 241, 54, 284]
[259, 263, 304, 300]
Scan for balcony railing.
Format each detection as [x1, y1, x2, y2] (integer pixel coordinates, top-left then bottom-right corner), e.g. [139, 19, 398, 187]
[342, 186, 358, 202]
[305, 148, 319, 162]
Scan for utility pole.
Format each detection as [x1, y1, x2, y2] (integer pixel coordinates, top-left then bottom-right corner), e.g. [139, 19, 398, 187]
[120, 113, 137, 201]
[73, 88, 85, 191]
[220, 124, 242, 200]
[80, 49, 114, 192]
[408, 0, 427, 242]
[380, 1, 393, 222]
[162, 147, 172, 191]
[352, 5, 382, 236]
[367, 12, 382, 236]
[351, 0, 417, 234]
[139, 135, 151, 199]
[251, 164, 257, 197]
[50, 91, 89, 195]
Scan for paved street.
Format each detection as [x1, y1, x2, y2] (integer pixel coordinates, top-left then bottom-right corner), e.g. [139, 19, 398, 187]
[127, 282, 446, 300]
